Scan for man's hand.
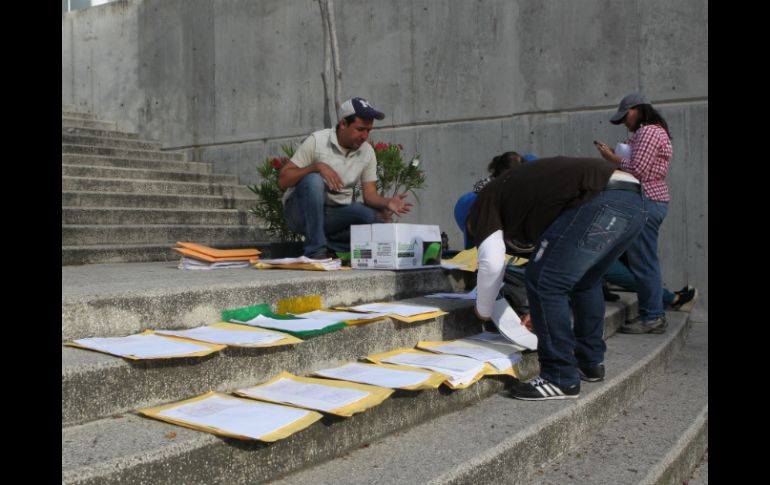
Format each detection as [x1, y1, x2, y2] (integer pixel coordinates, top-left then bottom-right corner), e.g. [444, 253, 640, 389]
[376, 208, 393, 223]
[316, 162, 344, 191]
[386, 192, 414, 216]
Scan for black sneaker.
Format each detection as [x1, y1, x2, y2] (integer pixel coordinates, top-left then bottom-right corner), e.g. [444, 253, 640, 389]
[509, 377, 580, 401]
[671, 286, 698, 312]
[578, 363, 605, 382]
[618, 316, 668, 334]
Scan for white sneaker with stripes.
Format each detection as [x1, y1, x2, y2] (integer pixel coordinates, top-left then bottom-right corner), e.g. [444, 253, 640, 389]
[510, 376, 580, 400]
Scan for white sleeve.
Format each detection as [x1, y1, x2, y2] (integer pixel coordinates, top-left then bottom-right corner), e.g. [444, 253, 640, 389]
[290, 135, 317, 168]
[475, 230, 506, 318]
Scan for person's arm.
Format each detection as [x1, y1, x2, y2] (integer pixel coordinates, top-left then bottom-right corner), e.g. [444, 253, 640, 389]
[360, 181, 413, 216]
[474, 230, 506, 320]
[277, 135, 344, 191]
[595, 141, 621, 164]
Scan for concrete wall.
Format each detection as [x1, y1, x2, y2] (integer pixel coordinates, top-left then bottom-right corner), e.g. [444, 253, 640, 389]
[62, 0, 708, 313]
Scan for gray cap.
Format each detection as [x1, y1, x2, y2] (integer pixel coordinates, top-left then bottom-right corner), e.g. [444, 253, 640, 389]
[610, 93, 650, 124]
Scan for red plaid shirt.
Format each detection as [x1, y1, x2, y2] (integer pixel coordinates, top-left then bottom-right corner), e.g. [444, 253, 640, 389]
[620, 124, 672, 202]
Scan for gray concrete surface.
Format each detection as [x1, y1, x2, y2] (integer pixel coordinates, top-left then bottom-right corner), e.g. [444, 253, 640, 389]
[62, 304, 686, 485]
[62, 0, 708, 311]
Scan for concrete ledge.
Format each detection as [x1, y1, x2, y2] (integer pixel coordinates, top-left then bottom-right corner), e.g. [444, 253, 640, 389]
[62, 126, 141, 139]
[62, 154, 213, 174]
[61, 177, 252, 197]
[62, 242, 271, 266]
[62, 224, 263, 246]
[62, 134, 162, 150]
[62, 144, 185, 161]
[63, 118, 117, 130]
[61, 265, 476, 341]
[61, 300, 676, 485]
[62, 191, 252, 210]
[62, 207, 253, 226]
[61, 165, 238, 184]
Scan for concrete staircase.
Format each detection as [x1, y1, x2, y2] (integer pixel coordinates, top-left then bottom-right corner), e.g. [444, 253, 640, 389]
[61, 263, 707, 484]
[62, 108, 267, 265]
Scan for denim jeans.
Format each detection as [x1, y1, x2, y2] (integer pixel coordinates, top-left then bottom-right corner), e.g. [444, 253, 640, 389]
[624, 200, 668, 321]
[524, 189, 646, 388]
[604, 259, 675, 307]
[284, 173, 377, 256]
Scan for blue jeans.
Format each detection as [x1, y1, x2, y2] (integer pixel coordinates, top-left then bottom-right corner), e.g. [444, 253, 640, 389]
[604, 259, 675, 307]
[525, 189, 646, 388]
[284, 173, 377, 256]
[624, 200, 668, 321]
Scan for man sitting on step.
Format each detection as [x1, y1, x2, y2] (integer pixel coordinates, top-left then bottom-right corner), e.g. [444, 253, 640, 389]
[278, 97, 413, 259]
[467, 156, 647, 401]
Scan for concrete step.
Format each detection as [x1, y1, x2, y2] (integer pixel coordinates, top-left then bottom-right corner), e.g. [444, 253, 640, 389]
[61, 263, 476, 342]
[62, 296, 496, 427]
[62, 207, 253, 225]
[62, 118, 118, 130]
[62, 299, 684, 485]
[62, 241, 270, 266]
[62, 126, 141, 139]
[267, 313, 695, 485]
[62, 144, 185, 161]
[62, 164, 238, 184]
[530, 321, 708, 485]
[62, 111, 97, 120]
[62, 224, 263, 246]
[62, 191, 253, 210]
[62, 133, 162, 150]
[62, 154, 212, 174]
[62, 176, 253, 197]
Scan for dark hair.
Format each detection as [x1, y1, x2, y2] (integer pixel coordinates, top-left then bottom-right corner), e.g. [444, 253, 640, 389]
[633, 104, 671, 139]
[487, 151, 523, 178]
[337, 114, 358, 128]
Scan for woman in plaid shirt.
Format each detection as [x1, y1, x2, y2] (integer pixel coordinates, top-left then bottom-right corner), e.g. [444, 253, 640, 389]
[595, 93, 676, 335]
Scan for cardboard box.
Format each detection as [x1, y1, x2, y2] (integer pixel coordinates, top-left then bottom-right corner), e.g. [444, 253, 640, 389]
[350, 223, 442, 269]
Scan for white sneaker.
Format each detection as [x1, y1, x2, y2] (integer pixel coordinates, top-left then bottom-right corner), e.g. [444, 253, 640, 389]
[491, 298, 538, 350]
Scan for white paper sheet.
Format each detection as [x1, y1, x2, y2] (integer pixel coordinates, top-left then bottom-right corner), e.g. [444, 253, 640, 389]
[422, 340, 521, 372]
[425, 287, 477, 299]
[380, 352, 485, 386]
[155, 326, 286, 346]
[157, 394, 313, 440]
[72, 333, 214, 358]
[491, 298, 538, 350]
[350, 302, 441, 317]
[231, 314, 339, 332]
[314, 363, 434, 389]
[239, 377, 369, 412]
[466, 332, 528, 352]
[178, 258, 251, 270]
[292, 310, 389, 322]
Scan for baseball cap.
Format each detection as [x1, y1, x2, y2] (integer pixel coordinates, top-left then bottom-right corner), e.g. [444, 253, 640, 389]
[338, 97, 385, 121]
[610, 93, 650, 124]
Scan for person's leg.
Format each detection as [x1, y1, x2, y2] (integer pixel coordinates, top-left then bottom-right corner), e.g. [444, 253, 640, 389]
[624, 200, 668, 321]
[524, 190, 645, 390]
[323, 202, 378, 253]
[283, 173, 328, 257]
[603, 258, 638, 291]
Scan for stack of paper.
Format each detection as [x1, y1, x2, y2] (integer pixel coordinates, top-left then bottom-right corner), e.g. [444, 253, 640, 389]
[65, 331, 225, 360]
[253, 256, 344, 271]
[173, 242, 260, 270]
[345, 302, 447, 323]
[139, 392, 322, 442]
[491, 298, 538, 350]
[291, 309, 388, 325]
[313, 362, 447, 390]
[229, 314, 347, 337]
[417, 339, 522, 376]
[235, 372, 393, 417]
[466, 331, 529, 352]
[154, 323, 302, 347]
[366, 349, 490, 389]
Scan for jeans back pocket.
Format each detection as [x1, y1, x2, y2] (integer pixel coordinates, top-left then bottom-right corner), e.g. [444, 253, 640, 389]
[578, 205, 632, 253]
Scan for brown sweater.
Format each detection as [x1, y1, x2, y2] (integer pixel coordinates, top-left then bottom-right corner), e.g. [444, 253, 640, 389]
[468, 157, 616, 248]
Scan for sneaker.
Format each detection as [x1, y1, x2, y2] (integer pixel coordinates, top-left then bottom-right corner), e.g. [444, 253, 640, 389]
[578, 363, 605, 382]
[671, 286, 698, 312]
[509, 376, 580, 401]
[618, 316, 668, 334]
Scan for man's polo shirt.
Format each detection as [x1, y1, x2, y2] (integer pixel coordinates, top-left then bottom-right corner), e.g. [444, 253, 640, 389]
[283, 128, 378, 206]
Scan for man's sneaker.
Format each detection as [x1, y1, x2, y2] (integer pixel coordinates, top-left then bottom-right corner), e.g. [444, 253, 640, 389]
[509, 377, 580, 401]
[578, 363, 605, 382]
[671, 285, 698, 312]
[618, 316, 668, 334]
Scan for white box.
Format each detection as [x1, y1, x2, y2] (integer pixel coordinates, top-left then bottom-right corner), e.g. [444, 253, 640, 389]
[350, 223, 442, 270]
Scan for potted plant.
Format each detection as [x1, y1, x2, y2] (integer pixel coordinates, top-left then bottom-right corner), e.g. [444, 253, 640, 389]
[247, 144, 304, 257]
[352, 142, 427, 210]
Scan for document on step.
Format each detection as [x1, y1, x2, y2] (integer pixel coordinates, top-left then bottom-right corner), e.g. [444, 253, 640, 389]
[140, 392, 322, 442]
[348, 302, 442, 317]
[230, 314, 341, 333]
[377, 350, 487, 387]
[66, 332, 224, 359]
[417, 339, 522, 372]
[490, 298, 538, 350]
[313, 362, 445, 390]
[154, 324, 294, 347]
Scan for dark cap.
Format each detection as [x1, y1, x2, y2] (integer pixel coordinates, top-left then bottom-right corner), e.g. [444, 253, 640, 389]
[610, 93, 650, 124]
[338, 97, 385, 121]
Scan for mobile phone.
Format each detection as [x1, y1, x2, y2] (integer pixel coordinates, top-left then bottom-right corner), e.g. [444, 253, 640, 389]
[593, 140, 600, 145]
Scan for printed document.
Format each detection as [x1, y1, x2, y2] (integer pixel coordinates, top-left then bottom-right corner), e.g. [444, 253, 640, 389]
[72, 333, 215, 359]
[314, 362, 434, 389]
[231, 314, 339, 333]
[238, 377, 370, 412]
[155, 326, 286, 346]
[350, 302, 441, 317]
